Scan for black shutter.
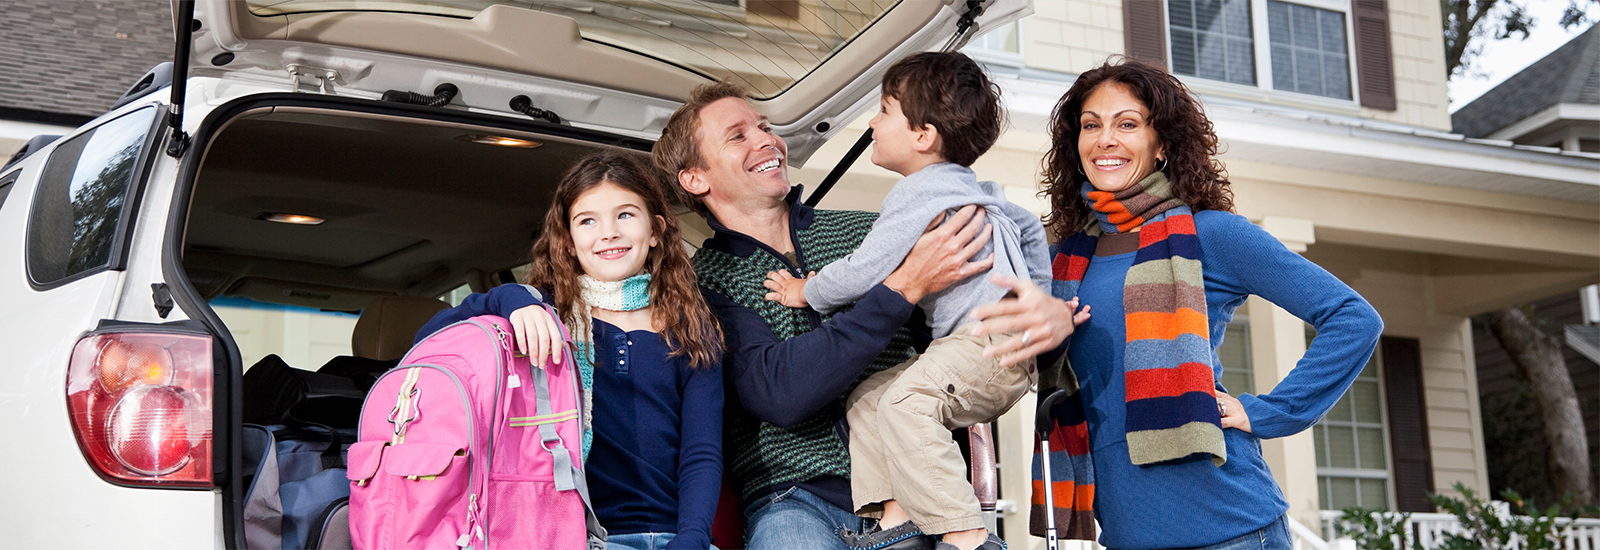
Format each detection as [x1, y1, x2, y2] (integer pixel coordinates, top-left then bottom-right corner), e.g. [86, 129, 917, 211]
[1124, 0, 1169, 66]
[1383, 336, 1435, 512]
[1352, 0, 1397, 110]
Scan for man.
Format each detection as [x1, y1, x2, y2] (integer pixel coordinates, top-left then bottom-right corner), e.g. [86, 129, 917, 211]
[652, 82, 1067, 550]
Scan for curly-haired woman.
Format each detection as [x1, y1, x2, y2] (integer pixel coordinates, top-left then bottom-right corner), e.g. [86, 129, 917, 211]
[1023, 58, 1384, 549]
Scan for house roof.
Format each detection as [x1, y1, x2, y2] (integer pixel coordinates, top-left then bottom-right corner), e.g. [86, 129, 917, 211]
[0, 1, 172, 125]
[1451, 24, 1600, 138]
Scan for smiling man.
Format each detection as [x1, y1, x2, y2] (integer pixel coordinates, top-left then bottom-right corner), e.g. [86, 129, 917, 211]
[651, 83, 996, 550]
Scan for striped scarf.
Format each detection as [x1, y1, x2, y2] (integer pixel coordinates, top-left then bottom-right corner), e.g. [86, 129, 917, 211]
[1031, 172, 1226, 539]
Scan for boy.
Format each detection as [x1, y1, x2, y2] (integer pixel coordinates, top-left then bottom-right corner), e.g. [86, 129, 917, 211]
[763, 52, 1050, 550]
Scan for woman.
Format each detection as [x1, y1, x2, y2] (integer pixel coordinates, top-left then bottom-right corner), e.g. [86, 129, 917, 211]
[1006, 58, 1384, 549]
[418, 151, 723, 550]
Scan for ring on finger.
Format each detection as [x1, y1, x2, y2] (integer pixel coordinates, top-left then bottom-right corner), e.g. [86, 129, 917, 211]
[1217, 398, 1227, 416]
[1021, 330, 1031, 347]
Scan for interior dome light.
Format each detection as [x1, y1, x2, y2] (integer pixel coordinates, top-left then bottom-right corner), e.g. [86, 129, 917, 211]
[259, 212, 326, 225]
[461, 134, 542, 148]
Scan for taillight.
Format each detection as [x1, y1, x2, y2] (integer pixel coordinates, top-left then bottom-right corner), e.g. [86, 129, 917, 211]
[67, 332, 213, 487]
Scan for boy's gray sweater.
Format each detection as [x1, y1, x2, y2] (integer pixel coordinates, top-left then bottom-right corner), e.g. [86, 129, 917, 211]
[804, 162, 1052, 338]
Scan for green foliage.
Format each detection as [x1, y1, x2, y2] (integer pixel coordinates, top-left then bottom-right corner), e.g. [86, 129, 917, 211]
[1335, 508, 1424, 550]
[1335, 482, 1597, 549]
[1428, 482, 1597, 550]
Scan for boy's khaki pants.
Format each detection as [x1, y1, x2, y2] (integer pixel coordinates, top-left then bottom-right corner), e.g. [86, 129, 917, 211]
[845, 324, 1036, 535]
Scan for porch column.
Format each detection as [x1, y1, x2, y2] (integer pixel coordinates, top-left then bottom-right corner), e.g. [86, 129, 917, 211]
[1248, 216, 1323, 532]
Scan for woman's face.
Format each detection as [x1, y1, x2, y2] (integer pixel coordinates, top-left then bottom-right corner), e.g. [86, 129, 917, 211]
[1077, 82, 1166, 193]
[568, 181, 660, 282]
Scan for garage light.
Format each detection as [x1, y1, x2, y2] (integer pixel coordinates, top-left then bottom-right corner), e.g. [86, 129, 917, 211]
[258, 213, 326, 225]
[461, 134, 543, 148]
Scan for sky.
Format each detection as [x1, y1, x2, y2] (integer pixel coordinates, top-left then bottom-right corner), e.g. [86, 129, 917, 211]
[1446, 1, 1597, 112]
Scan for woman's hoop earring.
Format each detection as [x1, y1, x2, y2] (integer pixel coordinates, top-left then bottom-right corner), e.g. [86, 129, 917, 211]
[1077, 163, 1087, 177]
[1155, 158, 1167, 172]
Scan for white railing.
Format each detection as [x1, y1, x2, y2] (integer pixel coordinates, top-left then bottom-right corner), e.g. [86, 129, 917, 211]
[1320, 510, 1600, 549]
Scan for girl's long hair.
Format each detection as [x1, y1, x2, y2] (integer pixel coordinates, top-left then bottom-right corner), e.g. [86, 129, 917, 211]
[525, 150, 723, 369]
[1040, 57, 1235, 242]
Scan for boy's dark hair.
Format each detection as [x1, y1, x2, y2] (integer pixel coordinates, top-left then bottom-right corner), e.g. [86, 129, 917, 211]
[881, 51, 1003, 167]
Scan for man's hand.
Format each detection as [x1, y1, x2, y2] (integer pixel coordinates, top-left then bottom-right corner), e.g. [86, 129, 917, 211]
[970, 275, 1091, 367]
[763, 270, 813, 308]
[883, 205, 995, 304]
[509, 304, 566, 365]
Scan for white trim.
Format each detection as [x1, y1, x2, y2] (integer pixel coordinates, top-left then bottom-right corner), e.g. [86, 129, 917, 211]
[964, 20, 1025, 68]
[1485, 103, 1600, 142]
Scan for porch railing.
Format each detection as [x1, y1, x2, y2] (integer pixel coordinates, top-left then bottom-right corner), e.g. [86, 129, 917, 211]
[1319, 510, 1600, 549]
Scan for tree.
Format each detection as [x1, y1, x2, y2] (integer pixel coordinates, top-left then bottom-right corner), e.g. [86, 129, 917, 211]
[1443, 0, 1600, 80]
[1485, 305, 1594, 506]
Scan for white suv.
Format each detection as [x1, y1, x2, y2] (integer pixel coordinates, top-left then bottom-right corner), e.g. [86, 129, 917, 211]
[0, 0, 1026, 547]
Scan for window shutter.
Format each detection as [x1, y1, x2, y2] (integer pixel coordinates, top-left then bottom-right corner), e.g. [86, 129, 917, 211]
[1124, 0, 1168, 66]
[1352, 0, 1397, 110]
[1382, 336, 1435, 512]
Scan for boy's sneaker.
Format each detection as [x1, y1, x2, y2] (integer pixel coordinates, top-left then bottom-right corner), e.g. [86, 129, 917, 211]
[933, 532, 1006, 550]
[839, 520, 934, 550]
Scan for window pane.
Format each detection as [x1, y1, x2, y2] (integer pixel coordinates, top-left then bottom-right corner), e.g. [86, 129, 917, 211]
[1218, 323, 1252, 394]
[27, 108, 156, 285]
[1326, 476, 1359, 510]
[1359, 478, 1389, 508]
[1329, 391, 1354, 422]
[1353, 381, 1382, 423]
[1358, 427, 1387, 469]
[1170, 0, 1254, 85]
[1266, 1, 1349, 99]
[1327, 425, 1357, 468]
[1314, 425, 1329, 467]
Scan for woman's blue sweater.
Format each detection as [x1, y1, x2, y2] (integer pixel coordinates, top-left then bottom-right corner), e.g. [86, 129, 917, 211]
[417, 285, 723, 550]
[1062, 210, 1381, 549]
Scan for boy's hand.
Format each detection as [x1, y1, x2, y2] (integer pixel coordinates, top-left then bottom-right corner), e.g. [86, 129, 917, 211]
[763, 270, 814, 308]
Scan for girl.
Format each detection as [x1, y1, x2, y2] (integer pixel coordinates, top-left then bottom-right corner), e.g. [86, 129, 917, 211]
[417, 150, 724, 550]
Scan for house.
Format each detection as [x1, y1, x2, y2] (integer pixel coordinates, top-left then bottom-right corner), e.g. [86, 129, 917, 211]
[0, 1, 171, 160]
[789, 0, 1598, 545]
[5, 0, 1595, 547]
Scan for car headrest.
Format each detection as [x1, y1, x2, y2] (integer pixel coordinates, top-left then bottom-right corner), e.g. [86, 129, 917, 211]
[351, 295, 451, 361]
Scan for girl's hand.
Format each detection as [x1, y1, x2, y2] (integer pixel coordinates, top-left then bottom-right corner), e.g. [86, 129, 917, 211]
[1217, 391, 1252, 433]
[763, 270, 813, 308]
[970, 275, 1090, 367]
[509, 305, 566, 365]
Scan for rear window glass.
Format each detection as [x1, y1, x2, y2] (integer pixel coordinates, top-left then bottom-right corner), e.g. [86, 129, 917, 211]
[27, 107, 157, 286]
[245, 0, 898, 98]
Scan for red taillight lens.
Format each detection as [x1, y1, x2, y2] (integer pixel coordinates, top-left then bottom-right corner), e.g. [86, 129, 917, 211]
[68, 332, 213, 487]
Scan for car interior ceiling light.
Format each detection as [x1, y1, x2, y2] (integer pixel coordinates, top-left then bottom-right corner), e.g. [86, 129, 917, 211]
[462, 134, 543, 148]
[259, 213, 326, 225]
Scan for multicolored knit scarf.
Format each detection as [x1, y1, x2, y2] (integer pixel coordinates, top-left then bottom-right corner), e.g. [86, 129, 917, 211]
[568, 273, 652, 459]
[1032, 172, 1227, 539]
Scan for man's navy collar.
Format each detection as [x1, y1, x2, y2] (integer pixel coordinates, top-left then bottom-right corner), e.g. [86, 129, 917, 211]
[700, 185, 816, 257]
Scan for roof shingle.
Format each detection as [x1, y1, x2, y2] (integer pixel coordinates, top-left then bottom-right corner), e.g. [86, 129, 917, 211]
[0, 0, 172, 119]
[1451, 24, 1600, 138]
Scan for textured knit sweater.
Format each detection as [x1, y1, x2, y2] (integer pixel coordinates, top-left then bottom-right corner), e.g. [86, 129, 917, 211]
[804, 163, 1052, 338]
[1062, 211, 1381, 549]
[416, 285, 723, 550]
[694, 187, 923, 511]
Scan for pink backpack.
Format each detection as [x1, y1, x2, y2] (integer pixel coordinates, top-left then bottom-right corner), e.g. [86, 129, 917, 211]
[348, 311, 604, 550]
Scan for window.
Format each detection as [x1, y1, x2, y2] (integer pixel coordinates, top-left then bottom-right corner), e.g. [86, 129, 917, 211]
[1217, 321, 1253, 394]
[1314, 353, 1390, 510]
[0, 174, 15, 213]
[1165, 0, 1356, 101]
[963, 21, 1024, 66]
[26, 107, 158, 287]
[1267, 1, 1351, 99]
[1168, 0, 1257, 86]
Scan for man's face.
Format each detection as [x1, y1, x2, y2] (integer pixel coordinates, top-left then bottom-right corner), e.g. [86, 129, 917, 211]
[681, 97, 790, 212]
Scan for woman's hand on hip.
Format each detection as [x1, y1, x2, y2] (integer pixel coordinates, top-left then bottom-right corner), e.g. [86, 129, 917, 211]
[1217, 391, 1252, 433]
[509, 305, 566, 365]
[970, 275, 1091, 367]
[883, 204, 994, 304]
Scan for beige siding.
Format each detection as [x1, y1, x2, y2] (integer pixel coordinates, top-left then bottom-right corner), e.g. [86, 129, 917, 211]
[1025, 0, 1124, 75]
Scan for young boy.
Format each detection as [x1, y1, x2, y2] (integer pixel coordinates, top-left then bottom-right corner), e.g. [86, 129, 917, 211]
[763, 52, 1051, 550]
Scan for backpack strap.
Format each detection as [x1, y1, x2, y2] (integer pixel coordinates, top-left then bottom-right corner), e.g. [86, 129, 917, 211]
[530, 362, 578, 492]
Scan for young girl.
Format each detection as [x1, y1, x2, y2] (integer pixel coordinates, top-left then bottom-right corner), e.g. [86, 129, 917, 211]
[416, 150, 724, 550]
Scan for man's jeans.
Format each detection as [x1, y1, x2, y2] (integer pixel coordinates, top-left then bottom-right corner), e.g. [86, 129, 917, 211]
[744, 487, 866, 550]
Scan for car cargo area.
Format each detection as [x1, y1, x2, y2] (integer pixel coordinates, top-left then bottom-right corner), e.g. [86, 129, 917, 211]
[178, 104, 648, 548]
